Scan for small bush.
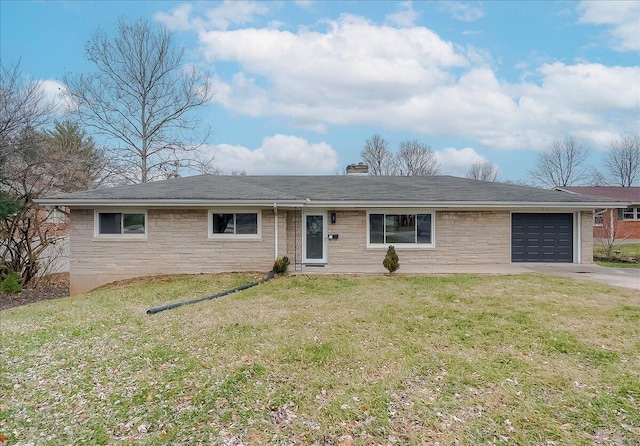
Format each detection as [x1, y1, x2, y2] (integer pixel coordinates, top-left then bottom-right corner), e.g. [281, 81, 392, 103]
[383, 245, 399, 274]
[1, 272, 22, 294]
[273, 256, 291, 274]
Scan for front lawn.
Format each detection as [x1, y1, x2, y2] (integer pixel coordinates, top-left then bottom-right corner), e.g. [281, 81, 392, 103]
[594, 243, 640, 268]
[2, 273, 639, 444]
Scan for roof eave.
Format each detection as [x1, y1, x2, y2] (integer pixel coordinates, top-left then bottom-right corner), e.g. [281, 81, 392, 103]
[305, 200, 630, 209]
[34, 198, 630, 209]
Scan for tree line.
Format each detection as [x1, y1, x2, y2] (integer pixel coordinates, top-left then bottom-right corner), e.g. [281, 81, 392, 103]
[359, 133, 640, 187]
[528, 135, 640, 188]
[360, 134, 441, 176]
[360, 133, 499, 180]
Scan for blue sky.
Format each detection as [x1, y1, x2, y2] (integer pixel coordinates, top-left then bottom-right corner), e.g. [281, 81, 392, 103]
[2, 1, 639, 182]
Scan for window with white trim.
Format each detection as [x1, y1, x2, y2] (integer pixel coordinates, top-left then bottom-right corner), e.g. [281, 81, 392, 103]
[593, 209, 605, 226]
[368, 212, 434, 246]
[46, 207, 65, 224]
[622, 207, 639, 220]
[96, 211, 146, 236]
[209, 211, 261, 238]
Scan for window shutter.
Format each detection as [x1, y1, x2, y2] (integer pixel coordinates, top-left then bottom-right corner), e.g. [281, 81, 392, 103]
[617, 208, 623, 220]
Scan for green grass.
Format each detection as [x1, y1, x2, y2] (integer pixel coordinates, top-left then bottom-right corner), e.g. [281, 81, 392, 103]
[2, 273, 640, 444]
[594, 243, 640, 268]
[595, 261, 640, 269]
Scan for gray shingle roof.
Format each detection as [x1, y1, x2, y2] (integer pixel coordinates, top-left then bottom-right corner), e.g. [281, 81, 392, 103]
[38, 174, 626, 206]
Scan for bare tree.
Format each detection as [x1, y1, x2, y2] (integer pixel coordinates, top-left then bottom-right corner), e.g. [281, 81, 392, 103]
[1, 122, 108, 286]
[466, 161, 499, 181]
[604, 135, 640, 187]
[396, 139, 440, 176]
[594, 208, 631, 260]
[1, 127, 55, 284]
[360, 134, 397, 175]
[0, 62, 107, 285]
[588, 167, 609, 186]
[1, 60, 54, 284]
[65, 18, 213, 184]
[528, 137, 590, 188]
[0, 60, 53, 155]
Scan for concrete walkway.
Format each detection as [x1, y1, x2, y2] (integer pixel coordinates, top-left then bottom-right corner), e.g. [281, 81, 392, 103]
[296, 263, 640, 290]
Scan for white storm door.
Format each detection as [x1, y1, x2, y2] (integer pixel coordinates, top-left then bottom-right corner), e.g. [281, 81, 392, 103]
[303, 213, 327, 264]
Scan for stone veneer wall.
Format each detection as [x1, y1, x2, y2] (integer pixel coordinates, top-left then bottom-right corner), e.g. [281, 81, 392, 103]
[286, 210, 593, 267]
[581, 210, 594, 264]
[70, 208, 593, 294]
[322, 210, 512, 266]
[69, 208, 286, 295]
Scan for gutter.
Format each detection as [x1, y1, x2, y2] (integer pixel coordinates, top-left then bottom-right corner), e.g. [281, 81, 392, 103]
[300, 200, 631, 209]
[33, 198, 630, 210]
[33, 199, 307, 208]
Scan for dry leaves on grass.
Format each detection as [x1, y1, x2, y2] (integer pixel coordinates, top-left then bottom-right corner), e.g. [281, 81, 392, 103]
[0, 273, 69, 310]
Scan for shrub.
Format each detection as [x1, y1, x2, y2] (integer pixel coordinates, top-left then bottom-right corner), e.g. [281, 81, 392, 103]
[383, 245, 399, 274]
[1, 272, 22, 294]
[273, 256, 291, 274]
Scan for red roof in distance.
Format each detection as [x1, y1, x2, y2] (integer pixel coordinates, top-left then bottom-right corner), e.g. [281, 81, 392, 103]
[559, 187, 640, 203]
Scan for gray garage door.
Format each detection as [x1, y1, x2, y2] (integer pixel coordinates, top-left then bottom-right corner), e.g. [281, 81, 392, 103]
[511, 213, 573, 262]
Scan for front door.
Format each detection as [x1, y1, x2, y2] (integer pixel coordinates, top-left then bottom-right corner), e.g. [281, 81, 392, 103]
[304, 213, 326, 264]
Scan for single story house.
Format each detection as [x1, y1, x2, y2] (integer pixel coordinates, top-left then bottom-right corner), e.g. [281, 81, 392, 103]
[555, 187, 640, 240]
[37, 175, 626, 295]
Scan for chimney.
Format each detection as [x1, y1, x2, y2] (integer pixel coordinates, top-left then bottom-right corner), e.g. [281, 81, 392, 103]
[346, 162, 369, 176]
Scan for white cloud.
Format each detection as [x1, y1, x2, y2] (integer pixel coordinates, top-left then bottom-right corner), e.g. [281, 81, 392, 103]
[434, 147, 490, 177]
[154, 4, 194, 31]
[437, 1, 485, 22]
[508, 63, 640, 149]
[41, 79, 75, 115]
[155, 1, 269, 31]
[201, 14, 468, 125]
[385, 1, 419, 27]
[171, 7, 638, 152]
[577, 1, 640, 51]
[209, 134, 339, 174]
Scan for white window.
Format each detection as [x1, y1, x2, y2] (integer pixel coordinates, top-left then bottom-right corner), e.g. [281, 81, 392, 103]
[367, 211, 435, 248]
[95, 210, 147, 238]
[593, 209, 605, 227]
[46, 207, 65, 224]
[622, 207, 638, 220]
[209, 210, 261, 239]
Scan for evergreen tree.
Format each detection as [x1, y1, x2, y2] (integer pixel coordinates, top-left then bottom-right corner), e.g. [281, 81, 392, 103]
[383, 245, 400, 274]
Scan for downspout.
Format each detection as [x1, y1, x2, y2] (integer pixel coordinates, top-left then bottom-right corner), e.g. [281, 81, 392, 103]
[576, 211, 582, 264]
[273, 203, 278, 259]
[610, 208, 614, 245]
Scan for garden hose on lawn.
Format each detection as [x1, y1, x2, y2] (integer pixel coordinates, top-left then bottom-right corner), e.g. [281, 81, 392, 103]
[146, 271, 275, 315]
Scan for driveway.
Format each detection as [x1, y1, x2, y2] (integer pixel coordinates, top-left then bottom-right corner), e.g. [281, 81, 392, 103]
[521, 263, 640, 290]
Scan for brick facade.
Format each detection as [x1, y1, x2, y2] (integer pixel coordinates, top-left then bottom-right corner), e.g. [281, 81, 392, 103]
[593, 208, 640, 240]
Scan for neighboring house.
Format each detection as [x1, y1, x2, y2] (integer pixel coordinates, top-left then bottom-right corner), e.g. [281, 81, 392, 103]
[41, 206, 70, 237]
[555, 187, 640, 240]
[36, 175, 625, 295]
[1, 206, 70, 277]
